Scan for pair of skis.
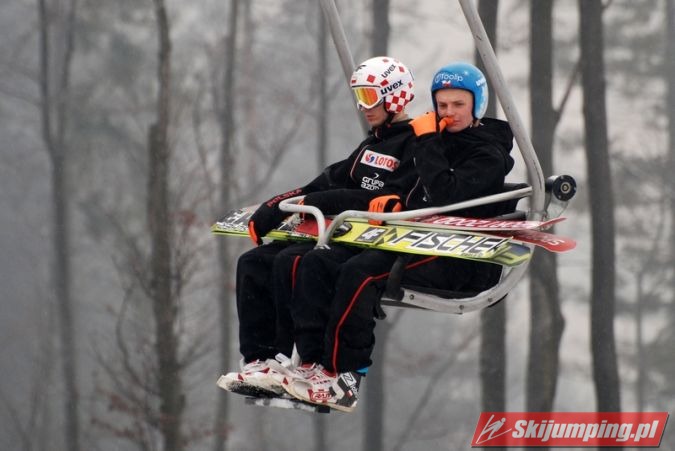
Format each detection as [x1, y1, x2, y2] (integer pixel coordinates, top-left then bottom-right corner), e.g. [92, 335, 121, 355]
[211, 206, 575, 267]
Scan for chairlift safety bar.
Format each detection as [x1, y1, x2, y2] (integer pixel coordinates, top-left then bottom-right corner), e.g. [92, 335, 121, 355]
[278, 186, 532, 247]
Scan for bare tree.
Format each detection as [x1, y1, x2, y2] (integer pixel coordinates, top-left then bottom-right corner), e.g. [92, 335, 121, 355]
[526, 0, 565, 417]
[146, 0, 185, 449]
[661, 5, 675, 443]
[371, 0, 390, 52]
[474, 0, 506, 426]
[668, 0, 675, 302]
[37, 0, 80, 449]
[212, 0, 239, 450]
[392, 330, 480, 451]
[578, 0, 621, 412]
[0, 293, 56, 450]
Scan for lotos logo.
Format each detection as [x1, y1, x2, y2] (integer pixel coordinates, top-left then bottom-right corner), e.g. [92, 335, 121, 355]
[361, 150, 400, 172]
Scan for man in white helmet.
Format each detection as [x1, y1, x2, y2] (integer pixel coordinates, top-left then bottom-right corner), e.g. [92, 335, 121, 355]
[282, 62, 515, 413]
[218, 57, 418, 402]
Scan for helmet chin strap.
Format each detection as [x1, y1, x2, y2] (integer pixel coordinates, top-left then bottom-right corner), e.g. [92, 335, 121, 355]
[371, 106, 396, 138]
[373, 112, 396, 137]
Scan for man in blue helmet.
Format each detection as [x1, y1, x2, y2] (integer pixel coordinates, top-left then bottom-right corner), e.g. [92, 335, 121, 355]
[280, 62, 515, 412]
[405, 61, 513, 212]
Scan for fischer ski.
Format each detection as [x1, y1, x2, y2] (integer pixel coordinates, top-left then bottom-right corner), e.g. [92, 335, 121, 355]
[212, 207, 533, 267]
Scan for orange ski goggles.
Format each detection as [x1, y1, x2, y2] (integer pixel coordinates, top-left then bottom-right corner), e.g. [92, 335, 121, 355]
[352, 86, 382, 110]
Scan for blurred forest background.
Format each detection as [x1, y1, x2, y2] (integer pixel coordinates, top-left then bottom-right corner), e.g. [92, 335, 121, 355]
[1, 0, 674, 450]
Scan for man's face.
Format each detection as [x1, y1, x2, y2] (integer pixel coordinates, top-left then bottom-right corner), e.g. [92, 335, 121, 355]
[361, 103, 388, 127]
[435, 89, 474, 132]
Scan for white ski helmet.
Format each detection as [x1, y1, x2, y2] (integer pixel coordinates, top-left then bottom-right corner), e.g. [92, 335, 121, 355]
[350, 56, 415, 114]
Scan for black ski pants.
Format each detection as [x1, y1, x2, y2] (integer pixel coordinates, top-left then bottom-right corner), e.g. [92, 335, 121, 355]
[236, 241, 316, 362]
[292, 246, 494, 373]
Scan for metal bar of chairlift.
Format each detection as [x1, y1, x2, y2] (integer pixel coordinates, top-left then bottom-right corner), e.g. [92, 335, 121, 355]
[278, 186, 533, 247]
[458, 0, 545, 217]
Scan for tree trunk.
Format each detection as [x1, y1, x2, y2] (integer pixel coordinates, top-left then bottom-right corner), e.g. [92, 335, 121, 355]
[37, 1, 80, 449]
[363, 2, 390, 451]
[475, 0, 506, 427]
[667, 0, 675, 310]
[526, 0, 565, 417]
[578, 0, 621, 412]
[148, 1, 184, 449]
[213, 1, 239, 450]
[371, 0, 390, 54]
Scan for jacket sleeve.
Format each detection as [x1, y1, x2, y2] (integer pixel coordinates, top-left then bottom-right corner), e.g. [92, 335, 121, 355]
[302, 188, 373, 214]
[412, 136, 508, 208]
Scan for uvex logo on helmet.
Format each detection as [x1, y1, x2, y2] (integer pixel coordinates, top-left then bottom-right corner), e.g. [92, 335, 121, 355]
[380, 63, 397, 78]
[380, 80, 404, 95]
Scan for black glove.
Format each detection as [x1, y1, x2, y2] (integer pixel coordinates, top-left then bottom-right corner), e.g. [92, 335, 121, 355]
[247, 188, 303, 245]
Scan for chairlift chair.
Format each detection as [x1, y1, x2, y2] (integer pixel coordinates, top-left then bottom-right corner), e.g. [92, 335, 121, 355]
[277, 0, 577, 315]
[243, 0, 577, 414]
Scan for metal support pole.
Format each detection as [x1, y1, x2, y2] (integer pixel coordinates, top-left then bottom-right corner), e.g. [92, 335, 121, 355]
[458, 0, 545, 219]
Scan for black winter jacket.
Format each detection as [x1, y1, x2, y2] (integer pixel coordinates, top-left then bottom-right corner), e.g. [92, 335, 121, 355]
[300, 120, 416, 214]
[404, 118, 514, 218]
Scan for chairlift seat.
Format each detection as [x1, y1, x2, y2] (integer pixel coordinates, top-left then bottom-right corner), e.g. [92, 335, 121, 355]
[377, 176, 575, 314]
[378, 182, 529, 315]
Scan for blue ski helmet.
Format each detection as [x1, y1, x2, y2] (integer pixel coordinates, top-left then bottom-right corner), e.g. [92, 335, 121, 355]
[430, 62, 488, 119]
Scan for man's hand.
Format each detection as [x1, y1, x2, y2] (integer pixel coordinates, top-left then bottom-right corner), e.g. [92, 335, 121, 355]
[247, 190, 302, 245]
[368, 194, 402, 225]
[410, 112, 438, 136]
[248, 202, 285, 245]
[410, 112, 454, 136]
[438, 116, 453, 130]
